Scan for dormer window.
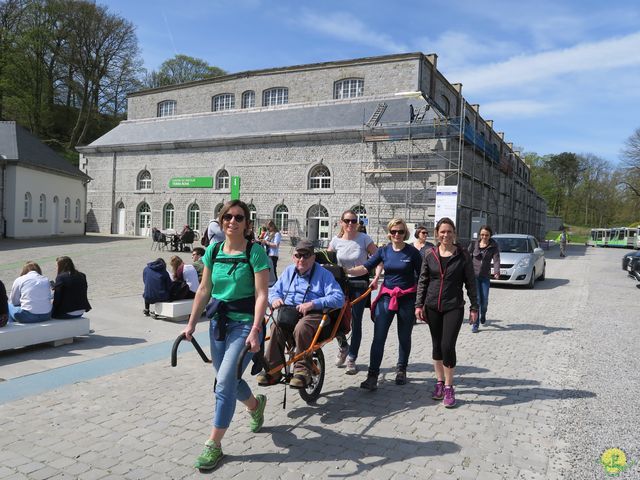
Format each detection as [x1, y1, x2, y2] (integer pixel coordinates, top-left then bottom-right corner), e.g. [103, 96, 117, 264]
[157, 100, 176, 117]
[212, 93, 235, 111]
[263, 87, 288, 107]
[334, 78, 364, 99]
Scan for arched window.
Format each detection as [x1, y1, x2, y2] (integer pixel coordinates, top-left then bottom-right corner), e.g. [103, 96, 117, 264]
[241, 90, 255, 109]
[216, 169, 230, 189]
[157, 100, 176, 117]
[212, 93, 235, 111]
[137, 202, 151, 236]
[274, 204, 289, 233]
[64, 197, 71, 220]
[263, 87, 288, 107]
[247, 203, 257, 223]
[351, 204, 367, 224]
[308, 164, 331, 190]
[24, 192, 32, 219]
[440, 95, 451, 116]
[188, 203, 200, 231]
[137, 170, 152, 190]
[39, 194, 46, 219]
[214, 203, 224, 218]
[163, 203, 175, 230]
[334, 78, 364, 99]
[306, 204, 330, 241]
[75, 199, 81, 221]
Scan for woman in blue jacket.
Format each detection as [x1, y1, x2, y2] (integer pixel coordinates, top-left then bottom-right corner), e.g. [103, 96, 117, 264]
[142, 258, 171, 316]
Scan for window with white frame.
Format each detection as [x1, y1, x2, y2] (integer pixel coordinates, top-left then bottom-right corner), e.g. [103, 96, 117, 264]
[351, 204, 367, 224]
[64, 197, 71, 220]
[137, 170, 152, 190]
[24, 192, 32, 219]
[216, 169, 230, 189]
[308, 164, 331, 190]
[212, 93, 235, 111]
[241, 90, 255, 109]
[307, 204, 330, 240]
[188, 203, 200, 231]
[274, 204, 289, 233]
[247, 203, 257, 223]
[39, 194, 46, 219]
[75, 199, 81, 221]
[163, 203, 174, 230]
[334, 78, 364, 99]
[263, 87, 288, 107]
[157, 100, 176, 117]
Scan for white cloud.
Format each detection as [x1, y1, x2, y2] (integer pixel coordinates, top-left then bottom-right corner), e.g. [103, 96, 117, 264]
[449, 31, 640, 93]
[480, 100, 557, 118]
[296, 11, 407, 53]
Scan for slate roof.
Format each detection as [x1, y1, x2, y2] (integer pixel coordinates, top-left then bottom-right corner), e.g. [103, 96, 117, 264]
[79, 95, 439, 152]
[0, 121, 90, 180]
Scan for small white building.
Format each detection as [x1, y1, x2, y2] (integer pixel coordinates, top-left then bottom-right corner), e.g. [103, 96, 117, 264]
[0, 121, 91, 238]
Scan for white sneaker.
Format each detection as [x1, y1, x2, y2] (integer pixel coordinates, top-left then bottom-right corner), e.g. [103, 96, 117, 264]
[345, 358, 357, 375]
[335, 346, 348, 367]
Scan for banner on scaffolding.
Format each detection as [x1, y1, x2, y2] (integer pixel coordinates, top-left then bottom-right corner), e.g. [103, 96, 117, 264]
[435, 185, 458, 226]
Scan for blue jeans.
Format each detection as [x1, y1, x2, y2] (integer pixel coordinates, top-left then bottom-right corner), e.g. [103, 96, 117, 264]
[368, 293, 416, 376]
[8, 304, 51, 323]
[475, 276, 491, 323]
[209, 319, 256, 429]
[347, 287, 368, 360]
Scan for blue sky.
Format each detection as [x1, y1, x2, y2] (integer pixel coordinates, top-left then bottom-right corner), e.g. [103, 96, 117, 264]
[104, 0, 640, 164]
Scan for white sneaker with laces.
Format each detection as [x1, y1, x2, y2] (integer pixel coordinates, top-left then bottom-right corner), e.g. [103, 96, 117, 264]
[345, 358, 357, 375]
[335, 346, 348, 367]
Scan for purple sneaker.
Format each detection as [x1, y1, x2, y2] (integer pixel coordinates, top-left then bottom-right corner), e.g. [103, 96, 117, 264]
[443, 385, 456, 408]
[431, 381, 445, 400]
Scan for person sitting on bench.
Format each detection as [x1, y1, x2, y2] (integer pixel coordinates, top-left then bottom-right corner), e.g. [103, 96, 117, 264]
[257, 239, 344, 389]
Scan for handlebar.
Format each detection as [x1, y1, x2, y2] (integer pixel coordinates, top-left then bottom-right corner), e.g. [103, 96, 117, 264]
[170, 333, 212, 367]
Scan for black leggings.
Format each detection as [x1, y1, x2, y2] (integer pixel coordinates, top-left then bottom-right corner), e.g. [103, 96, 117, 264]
[426, 307, 464, 368]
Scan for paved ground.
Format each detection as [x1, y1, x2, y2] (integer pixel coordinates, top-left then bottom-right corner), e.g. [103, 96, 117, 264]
[0, 236, 638, 479]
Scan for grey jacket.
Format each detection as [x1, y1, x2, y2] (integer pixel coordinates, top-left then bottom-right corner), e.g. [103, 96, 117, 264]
[468, 239, 501, 278]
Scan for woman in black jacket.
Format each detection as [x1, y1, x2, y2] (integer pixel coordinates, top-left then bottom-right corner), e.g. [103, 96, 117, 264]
[52, 256, 91, 319]
[468, 225, 500, 332]
[415, 217, 478, 408]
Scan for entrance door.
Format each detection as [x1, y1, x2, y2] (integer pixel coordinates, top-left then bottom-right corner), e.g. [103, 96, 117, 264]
[52, 196, 59, 234]
[137, 202, 151, 236]
[306, 204, 330, 247]
[116, 203, 125, 234]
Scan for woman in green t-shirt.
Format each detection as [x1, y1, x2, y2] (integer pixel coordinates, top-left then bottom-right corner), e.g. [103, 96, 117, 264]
[182, 200, 270, 472]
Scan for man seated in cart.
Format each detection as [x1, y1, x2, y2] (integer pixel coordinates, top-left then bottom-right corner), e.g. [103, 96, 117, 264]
[257, 239, 345, 389]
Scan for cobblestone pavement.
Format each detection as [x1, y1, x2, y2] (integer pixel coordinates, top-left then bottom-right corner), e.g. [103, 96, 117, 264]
[0, 237, 638, 479]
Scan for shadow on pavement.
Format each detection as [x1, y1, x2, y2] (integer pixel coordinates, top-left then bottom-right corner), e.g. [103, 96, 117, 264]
[485, 319, 572, 335]
[462, 385, 596, 407]
[491, 277, 569, 290]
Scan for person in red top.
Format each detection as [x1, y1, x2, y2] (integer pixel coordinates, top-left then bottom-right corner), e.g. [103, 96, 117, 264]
[415, 217, 478, 408]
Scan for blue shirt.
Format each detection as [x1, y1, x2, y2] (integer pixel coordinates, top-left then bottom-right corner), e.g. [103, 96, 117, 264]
[269, 263, 345, 310]
[363, 243, 422, 289]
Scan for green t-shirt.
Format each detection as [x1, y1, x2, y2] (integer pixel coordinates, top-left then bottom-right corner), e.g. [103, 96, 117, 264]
[203, 241, 270, 322]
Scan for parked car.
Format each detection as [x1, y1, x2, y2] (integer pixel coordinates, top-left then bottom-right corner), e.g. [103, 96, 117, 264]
[622, 250, 640, 271]
[491, 234, 546, 289]
[627, 255, 640, 282]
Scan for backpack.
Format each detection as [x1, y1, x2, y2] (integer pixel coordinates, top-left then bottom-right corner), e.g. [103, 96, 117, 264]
[200, 228, 210, 247]
[210, 241, 254, 274]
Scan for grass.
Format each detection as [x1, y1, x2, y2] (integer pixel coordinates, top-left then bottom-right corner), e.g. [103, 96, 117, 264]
[545, 225, 589, 244]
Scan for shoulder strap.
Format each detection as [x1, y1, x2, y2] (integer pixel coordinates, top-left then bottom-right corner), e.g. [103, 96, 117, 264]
[210, 241, 255, 274]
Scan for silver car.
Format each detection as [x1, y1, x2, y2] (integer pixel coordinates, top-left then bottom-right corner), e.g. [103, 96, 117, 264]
[490, 234, 546, 288]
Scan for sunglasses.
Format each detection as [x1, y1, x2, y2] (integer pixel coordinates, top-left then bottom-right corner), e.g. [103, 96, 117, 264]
[390, 229, 406, 235]
[418, 230, 427, 235]
[342, 218, 358, 224]
[222, 213, 245, 222]
[293, 252, 313, 259]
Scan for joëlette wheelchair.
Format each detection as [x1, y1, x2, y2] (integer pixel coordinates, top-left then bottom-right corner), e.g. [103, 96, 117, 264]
[170, 250, 371, 405]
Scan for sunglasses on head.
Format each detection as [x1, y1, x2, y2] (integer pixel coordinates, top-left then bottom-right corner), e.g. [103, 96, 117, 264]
[342, 218, 358, 224]
[222, 213, 245, 222]
[293, 252, 313, 259]
[390, 229, 406, 235]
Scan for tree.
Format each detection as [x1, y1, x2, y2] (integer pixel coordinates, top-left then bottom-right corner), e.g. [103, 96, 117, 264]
[545, 152, 582, 218]
[144, 54, 225, 88]
[621, 127, 640, 197]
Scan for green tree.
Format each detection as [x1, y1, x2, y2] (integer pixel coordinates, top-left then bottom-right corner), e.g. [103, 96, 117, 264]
[144, 54, 225, 88]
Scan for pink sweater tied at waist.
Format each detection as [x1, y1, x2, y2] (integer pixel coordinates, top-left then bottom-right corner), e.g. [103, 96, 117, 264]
[370, 284, 418, 320]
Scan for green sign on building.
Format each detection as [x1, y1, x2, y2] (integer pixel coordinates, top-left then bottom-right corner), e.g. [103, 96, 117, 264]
[168, 177, 213, 188]
[230, 176, 241, 200]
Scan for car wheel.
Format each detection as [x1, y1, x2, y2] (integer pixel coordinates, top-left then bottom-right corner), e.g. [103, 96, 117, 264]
[539, 263, 546, 281]
[527, 269, 536, 289]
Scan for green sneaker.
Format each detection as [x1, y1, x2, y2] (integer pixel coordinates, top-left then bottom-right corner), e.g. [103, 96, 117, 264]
[194, 439, 223, 470]
[249, 394, 267, 433]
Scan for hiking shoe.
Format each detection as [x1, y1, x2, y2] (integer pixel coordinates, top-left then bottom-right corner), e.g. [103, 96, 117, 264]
[345, 358, 358, 375]
[431, 381, 445, 400]
[289, 373, 310, 389]
[257, 371, 282, 386]
[194, 440, 223, 470]
[249, 394, 267, 433]
[360, 373, 378, 391]
[395, 368, 407, 385]
[143, 309, 150, 317]
[443, 385, 456, 408]
[471, 322, 479, 333]
[335, 345, 349, 367]
[480, 316, 486, 325]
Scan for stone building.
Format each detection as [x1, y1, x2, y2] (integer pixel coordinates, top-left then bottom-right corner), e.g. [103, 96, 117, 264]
[0, 121, 90, 239]
[78, 52, 546, 245]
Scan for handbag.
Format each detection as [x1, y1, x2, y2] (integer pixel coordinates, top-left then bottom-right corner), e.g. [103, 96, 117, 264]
[276, 306, 302, 331]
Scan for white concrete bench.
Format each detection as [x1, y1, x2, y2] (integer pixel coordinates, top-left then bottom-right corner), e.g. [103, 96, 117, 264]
[151, 299, 194, 321]
[0, 317, 91, 351]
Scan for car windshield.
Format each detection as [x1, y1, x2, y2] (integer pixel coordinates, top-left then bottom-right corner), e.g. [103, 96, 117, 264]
[495, 237, 531, 253]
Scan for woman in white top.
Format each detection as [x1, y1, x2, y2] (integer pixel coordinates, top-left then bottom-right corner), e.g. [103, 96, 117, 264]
[328, 209, 380, 374]
[261, 220, 282, 277]
[8, 261, 52, 323]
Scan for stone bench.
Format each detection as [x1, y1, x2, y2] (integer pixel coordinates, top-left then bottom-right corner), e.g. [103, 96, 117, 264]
[0, 317, 91, 351]
[151, 299, 194, 321]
